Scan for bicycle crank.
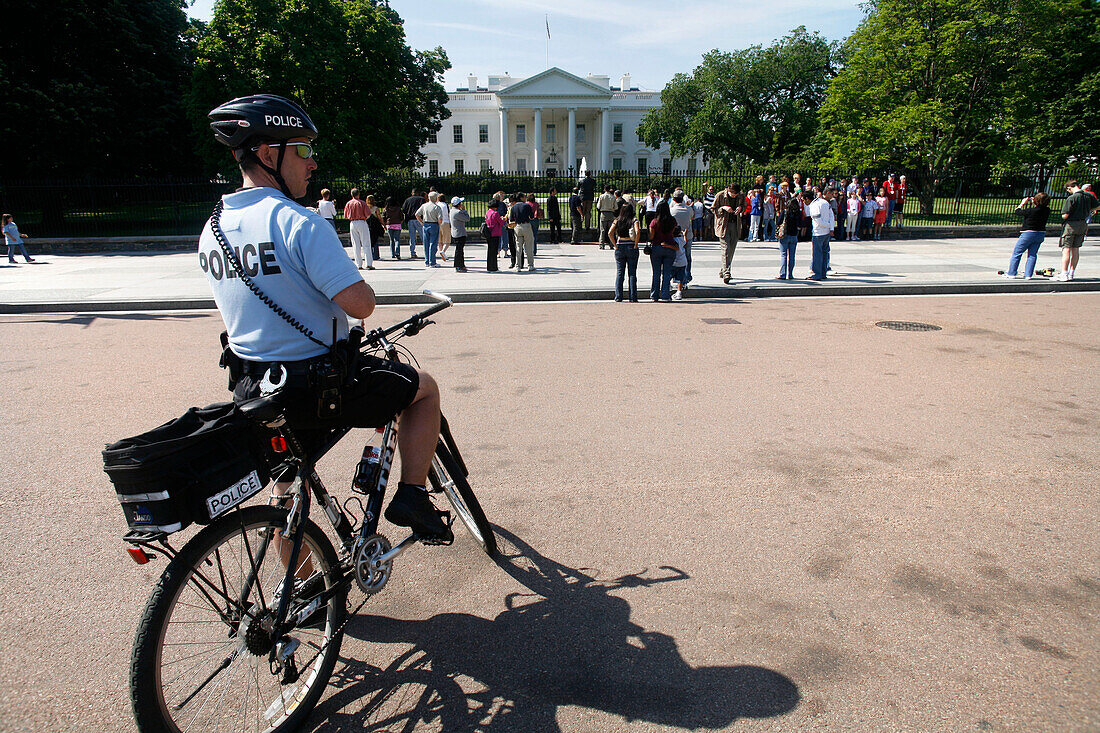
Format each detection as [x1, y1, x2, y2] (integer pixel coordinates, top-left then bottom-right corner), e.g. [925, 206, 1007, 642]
[353, 534, 393, 594]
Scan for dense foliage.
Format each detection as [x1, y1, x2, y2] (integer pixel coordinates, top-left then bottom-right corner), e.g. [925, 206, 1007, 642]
[0, 0, 201, 178]
[189, 0, 451, 178]
[819, 0, 1100, 212]
[637, 27, 837, 168]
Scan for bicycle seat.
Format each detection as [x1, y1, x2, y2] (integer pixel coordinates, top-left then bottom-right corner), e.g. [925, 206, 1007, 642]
[237, 392, 287, 425]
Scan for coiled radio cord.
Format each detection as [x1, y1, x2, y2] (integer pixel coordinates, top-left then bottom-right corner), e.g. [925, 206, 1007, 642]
[209, 200, 328, 350]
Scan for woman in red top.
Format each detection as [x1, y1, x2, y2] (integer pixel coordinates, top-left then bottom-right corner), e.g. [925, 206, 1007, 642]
[648, 201, 679, 302]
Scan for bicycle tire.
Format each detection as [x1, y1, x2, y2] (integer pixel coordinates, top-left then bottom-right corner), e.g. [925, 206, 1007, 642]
[428, 441, 496, 556]
[130, 505, 346, 733]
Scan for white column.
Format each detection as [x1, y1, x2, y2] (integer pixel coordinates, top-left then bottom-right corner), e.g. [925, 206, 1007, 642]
[499, 107, 509, 171]
[567, 107, 576, 175]
[600, 107, 611, 172]
[533, 108, 542, 174]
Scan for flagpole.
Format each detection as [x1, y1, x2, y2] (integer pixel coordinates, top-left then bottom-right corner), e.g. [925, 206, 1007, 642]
[545, 14, 550, 69]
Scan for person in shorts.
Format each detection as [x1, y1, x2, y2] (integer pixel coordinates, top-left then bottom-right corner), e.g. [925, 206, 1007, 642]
[1057, 180, 1098, 281]
[202, 93, 451, 540]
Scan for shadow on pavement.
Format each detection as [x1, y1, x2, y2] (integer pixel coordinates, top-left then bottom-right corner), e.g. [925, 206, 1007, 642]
[7, 312, 211, 327]
[310, 526, 799, 731]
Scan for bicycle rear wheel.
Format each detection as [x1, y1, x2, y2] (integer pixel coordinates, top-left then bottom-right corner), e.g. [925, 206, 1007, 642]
[428, 441, 496, 555]
[130, 505, 346, 733]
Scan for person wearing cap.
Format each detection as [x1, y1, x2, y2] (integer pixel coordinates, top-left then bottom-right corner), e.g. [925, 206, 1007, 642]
[448, 196, 469, 272]
[202, 94, 451, 541]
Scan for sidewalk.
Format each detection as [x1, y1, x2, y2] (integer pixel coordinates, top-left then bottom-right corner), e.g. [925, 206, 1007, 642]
[1, 235, 1097, 312]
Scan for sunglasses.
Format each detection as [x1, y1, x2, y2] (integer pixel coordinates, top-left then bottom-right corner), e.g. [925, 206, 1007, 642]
[254, 142, 314, 159]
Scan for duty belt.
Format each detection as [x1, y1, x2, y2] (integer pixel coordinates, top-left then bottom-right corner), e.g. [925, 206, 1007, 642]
[239, 358, 315, 377]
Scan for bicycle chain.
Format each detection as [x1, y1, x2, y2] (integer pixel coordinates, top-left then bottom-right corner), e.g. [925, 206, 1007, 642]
[289, 588, 372, 676]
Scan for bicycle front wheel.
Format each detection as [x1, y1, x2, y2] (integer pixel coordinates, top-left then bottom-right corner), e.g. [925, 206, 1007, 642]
[130, 505, 346, 733]
[428, 442, 497, 556]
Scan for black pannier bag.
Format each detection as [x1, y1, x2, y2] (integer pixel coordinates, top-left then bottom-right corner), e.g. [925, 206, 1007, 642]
[104, 402, 276, 535]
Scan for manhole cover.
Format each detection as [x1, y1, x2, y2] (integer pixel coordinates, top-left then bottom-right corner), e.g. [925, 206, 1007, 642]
[875, 321, 941, 332]
[701, 318, 741, 325]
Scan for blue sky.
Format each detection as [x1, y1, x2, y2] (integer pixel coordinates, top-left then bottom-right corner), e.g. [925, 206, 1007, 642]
[186, 0, 866, 92]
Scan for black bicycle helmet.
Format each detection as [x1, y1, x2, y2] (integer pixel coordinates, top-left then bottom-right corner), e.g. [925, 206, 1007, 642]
[208, 94, 318, 197]
[209, 94, 317, 149]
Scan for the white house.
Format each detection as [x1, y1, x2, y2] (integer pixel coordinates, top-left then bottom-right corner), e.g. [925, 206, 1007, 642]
[418, 67, 705, 176]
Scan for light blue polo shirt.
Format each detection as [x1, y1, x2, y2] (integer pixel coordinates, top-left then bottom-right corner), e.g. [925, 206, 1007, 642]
[198, 187, 363, 361]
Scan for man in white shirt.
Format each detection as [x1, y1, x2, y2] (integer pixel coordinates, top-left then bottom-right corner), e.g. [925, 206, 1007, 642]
[807, 188, 837, 280]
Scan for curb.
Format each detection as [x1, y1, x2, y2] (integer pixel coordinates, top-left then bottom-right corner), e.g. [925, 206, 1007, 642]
[2, 280, 1096, 314]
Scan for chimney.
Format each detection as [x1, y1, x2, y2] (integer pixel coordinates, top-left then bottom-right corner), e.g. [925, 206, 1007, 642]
[620, 73, 631, 91]
[467, 74, 478, 90]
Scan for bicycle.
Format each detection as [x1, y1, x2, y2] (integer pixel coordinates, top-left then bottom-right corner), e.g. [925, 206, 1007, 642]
[120, 290, 496, 733]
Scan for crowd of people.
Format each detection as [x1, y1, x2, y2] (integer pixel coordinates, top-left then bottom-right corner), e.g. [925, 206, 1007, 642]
[303, 171, 1097, 299]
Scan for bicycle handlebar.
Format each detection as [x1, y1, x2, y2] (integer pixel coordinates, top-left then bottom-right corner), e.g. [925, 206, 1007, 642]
[361, 290, 452, 348]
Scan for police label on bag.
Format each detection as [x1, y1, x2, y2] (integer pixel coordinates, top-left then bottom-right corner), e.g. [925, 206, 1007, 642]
[206, 471, 264, 519]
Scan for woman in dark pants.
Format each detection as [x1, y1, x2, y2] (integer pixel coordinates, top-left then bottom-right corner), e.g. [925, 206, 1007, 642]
[648, 201, 678, 302]
[609, 203, 641, 301]
[449, 196, 470, 272]
[484, 203, 503, 272]
[1003, 193, 1051, 279]
[546, 188, 562, 243]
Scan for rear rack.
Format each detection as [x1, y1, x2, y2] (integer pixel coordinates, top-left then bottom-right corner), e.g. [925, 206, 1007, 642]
[124, 530, 178, 561]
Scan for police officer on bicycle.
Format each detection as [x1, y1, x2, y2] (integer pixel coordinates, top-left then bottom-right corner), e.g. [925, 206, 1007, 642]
[199, 93, 451, 541]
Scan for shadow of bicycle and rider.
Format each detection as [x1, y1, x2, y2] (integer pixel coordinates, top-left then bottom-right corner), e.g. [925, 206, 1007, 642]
[307, 527, 799, 731]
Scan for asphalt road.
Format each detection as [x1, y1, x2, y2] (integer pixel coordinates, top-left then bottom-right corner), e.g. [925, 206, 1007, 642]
[1, 294, 1097, 732]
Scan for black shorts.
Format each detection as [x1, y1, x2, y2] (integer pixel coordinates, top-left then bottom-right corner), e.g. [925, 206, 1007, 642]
[233, 354, 420, 432]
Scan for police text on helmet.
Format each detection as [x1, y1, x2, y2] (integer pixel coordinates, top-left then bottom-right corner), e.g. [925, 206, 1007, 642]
[265, 114, 302, 128]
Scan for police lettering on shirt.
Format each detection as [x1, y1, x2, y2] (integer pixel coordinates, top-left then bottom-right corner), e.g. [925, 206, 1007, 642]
[198, 187, 363, 362]
[198, 242, 282, 281]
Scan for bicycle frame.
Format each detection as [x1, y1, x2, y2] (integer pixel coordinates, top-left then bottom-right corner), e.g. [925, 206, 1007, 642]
[124, 291, 459, 644]
[250, 291, 457, 638]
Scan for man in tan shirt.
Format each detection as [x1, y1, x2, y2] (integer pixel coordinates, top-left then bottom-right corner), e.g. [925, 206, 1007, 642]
[712, 183, 743, 283]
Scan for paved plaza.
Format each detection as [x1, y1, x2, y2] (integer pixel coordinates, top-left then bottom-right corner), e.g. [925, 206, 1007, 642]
[0, 294, 1097, 731]
[1, 235, 1097, 311]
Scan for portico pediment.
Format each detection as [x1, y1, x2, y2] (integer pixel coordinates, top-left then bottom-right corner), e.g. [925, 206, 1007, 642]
[497, 67, 613, 106]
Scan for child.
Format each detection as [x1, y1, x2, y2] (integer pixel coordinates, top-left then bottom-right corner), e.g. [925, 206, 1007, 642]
[846, 191, 860, 241]
[860, 194, 878, 240]
[670, 228, 689, 300]
[3, 214, 34, 264]
[873, 188, 889, 240]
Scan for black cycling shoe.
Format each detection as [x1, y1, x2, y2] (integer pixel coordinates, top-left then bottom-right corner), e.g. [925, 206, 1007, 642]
[385, 482, 453, 542]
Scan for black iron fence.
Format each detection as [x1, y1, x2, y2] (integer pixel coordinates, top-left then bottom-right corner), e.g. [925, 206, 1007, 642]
[2, 165, 1096, 238]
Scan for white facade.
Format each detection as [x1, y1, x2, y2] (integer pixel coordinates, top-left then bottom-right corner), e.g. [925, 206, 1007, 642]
[418, 67, 704, 176]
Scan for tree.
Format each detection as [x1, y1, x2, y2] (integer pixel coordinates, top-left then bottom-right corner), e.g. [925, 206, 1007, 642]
[189, 0, 451, 178]
[637, 27, 837, 168]
[998, 0, 1100, 170]
[818, 0, 1053, 214]
[0, 0, 201, 178]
